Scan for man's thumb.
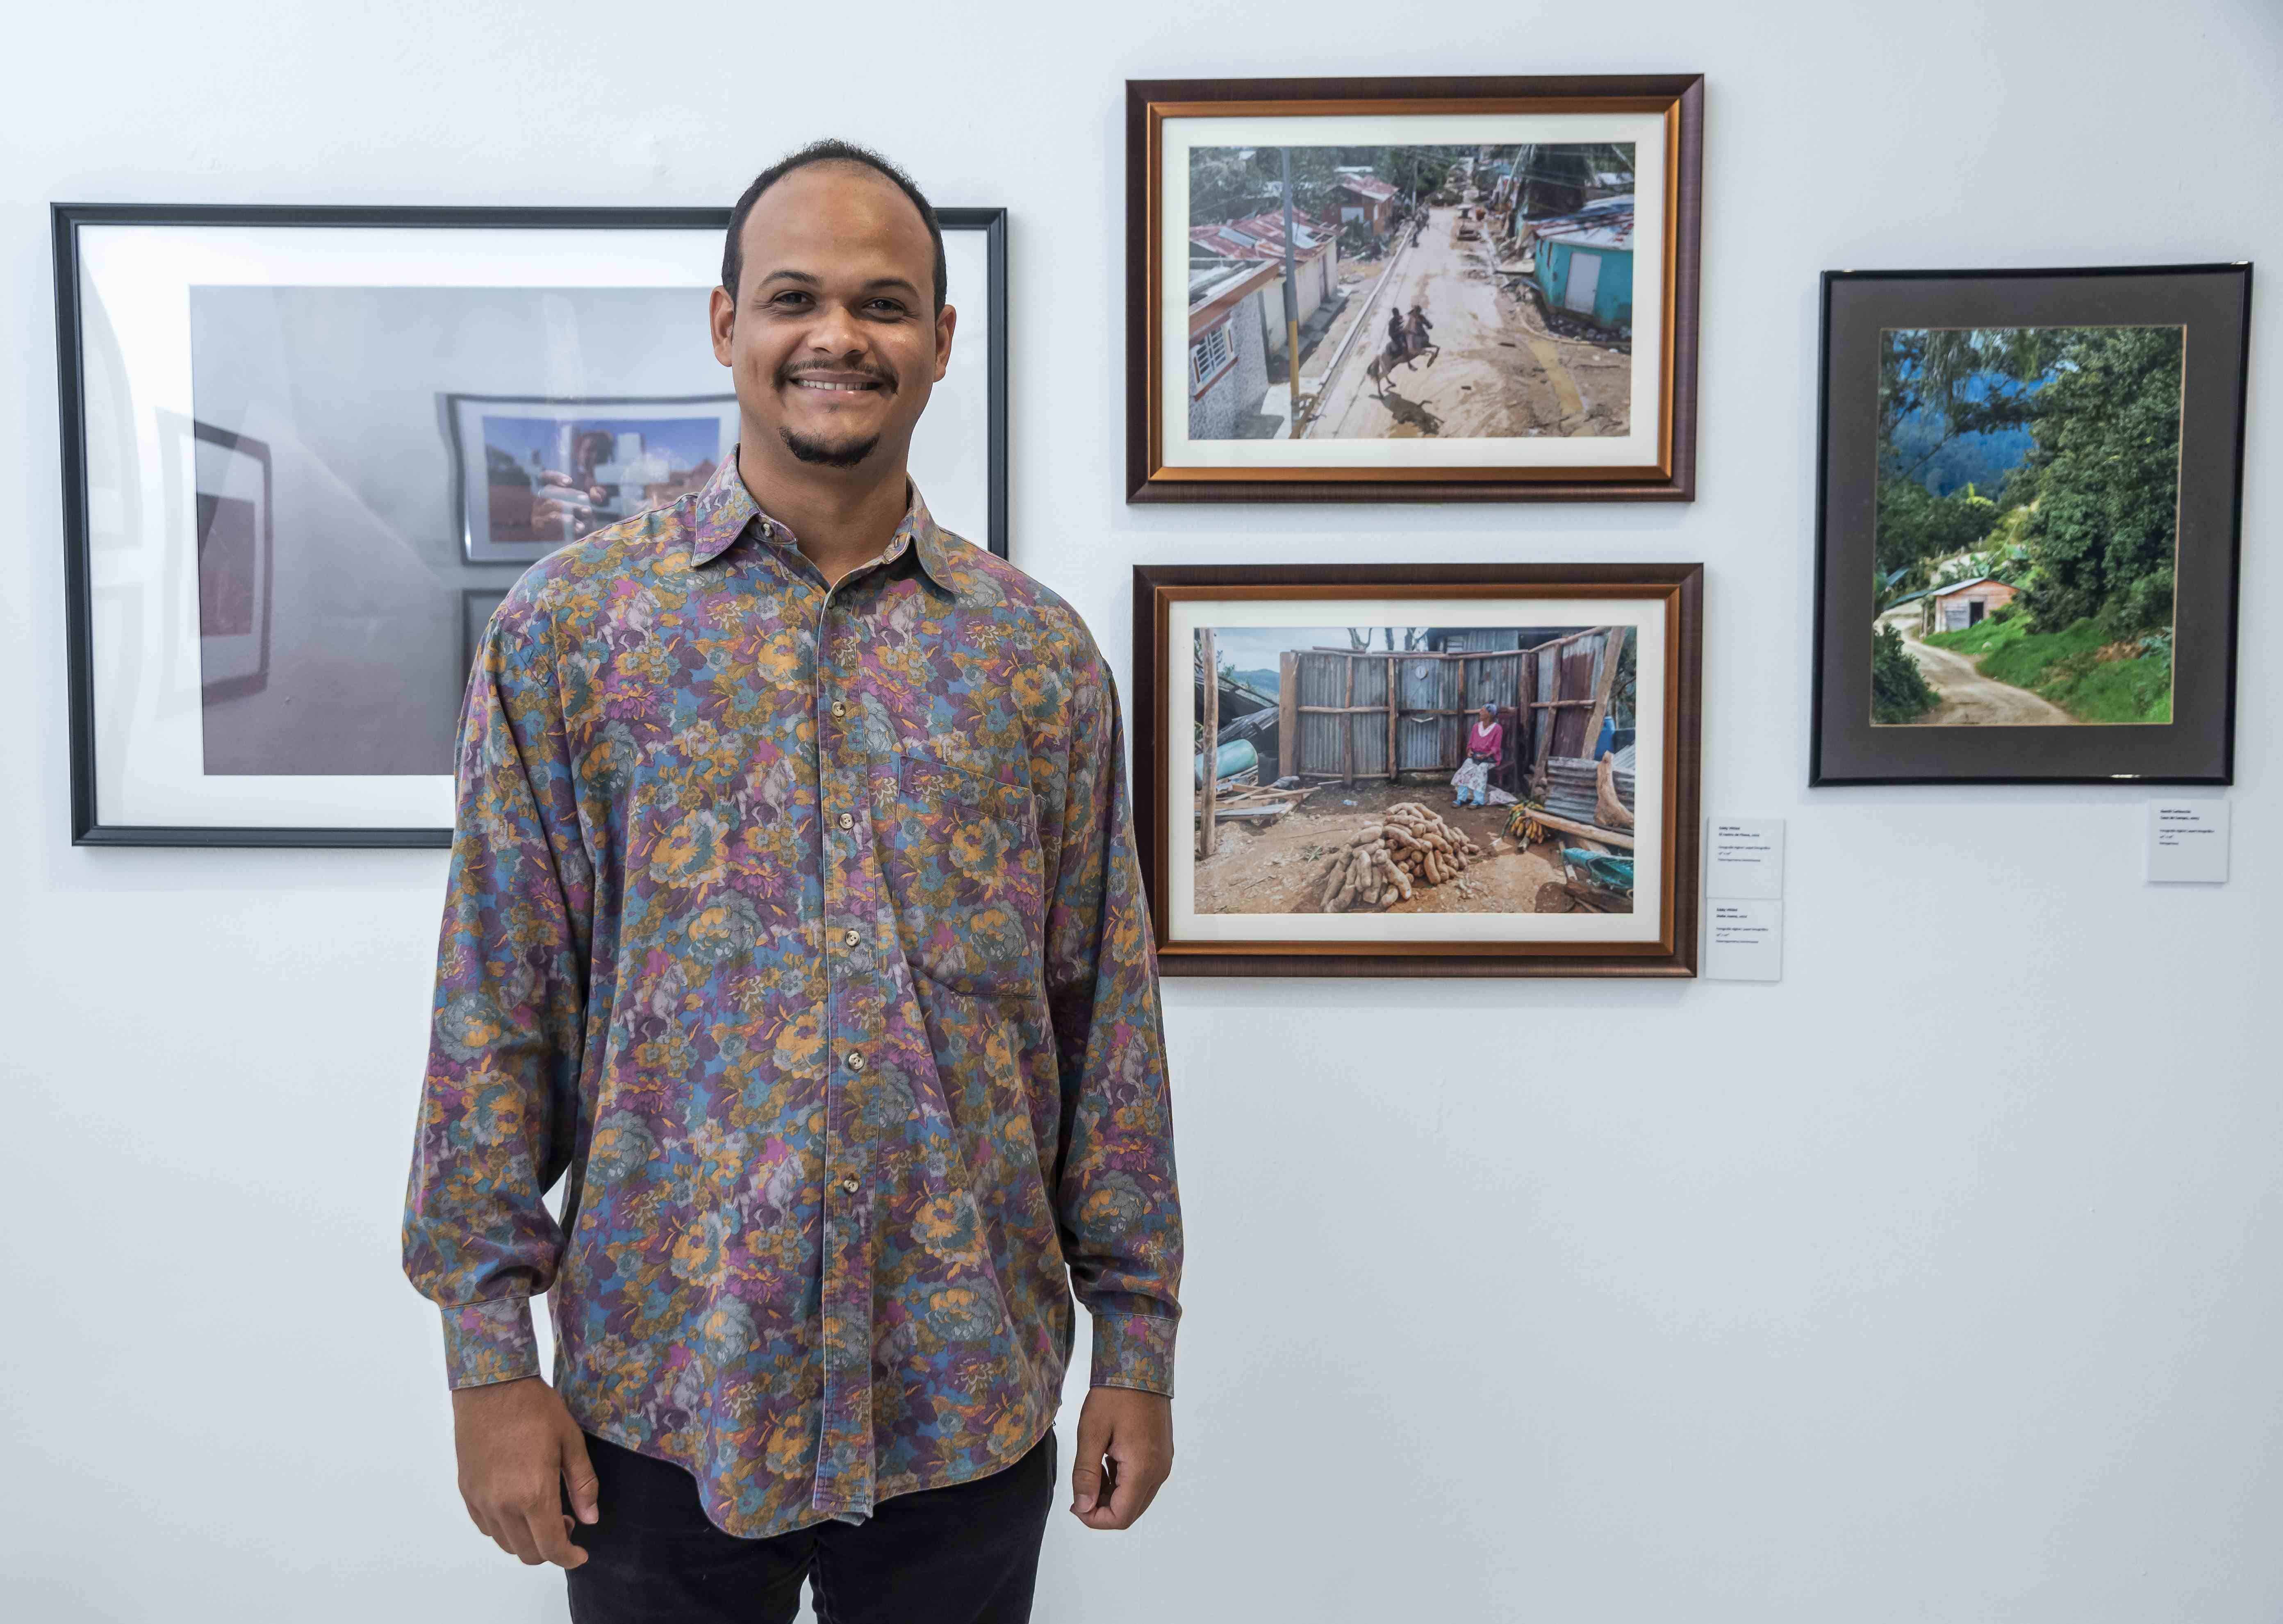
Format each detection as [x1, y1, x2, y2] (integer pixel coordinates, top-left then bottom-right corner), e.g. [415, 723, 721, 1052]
[561, 1427, 600, 1525]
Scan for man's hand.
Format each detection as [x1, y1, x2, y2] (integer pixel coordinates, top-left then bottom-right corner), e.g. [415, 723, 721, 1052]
[451, 1376, 598, 1568]
[1069, 1387, 1173, 1531]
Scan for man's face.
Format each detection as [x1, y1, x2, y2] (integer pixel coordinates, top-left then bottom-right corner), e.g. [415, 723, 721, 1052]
[710, 164, 954, 474]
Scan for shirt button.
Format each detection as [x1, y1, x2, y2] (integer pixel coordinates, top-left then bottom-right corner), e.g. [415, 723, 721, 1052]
[847, 1051, 866, 1071]
[831, 700, 847, 719]
[840, 1176, 859, 1194]
[837, 812, 854, 830]
[842, 927, 861, 947]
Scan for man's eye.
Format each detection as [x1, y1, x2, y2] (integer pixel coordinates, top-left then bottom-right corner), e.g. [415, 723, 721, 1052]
[770, 291, 811, 308]
[867, 300, 908, 316]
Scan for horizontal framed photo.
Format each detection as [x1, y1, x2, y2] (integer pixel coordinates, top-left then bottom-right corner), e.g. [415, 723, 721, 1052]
[1812, 263, 2251, 785]
[53, 202, 1007, 846]
[1133, 563, 1703, 977]
[1126, 75, 1703, 503]
[448, 392, 741, 564]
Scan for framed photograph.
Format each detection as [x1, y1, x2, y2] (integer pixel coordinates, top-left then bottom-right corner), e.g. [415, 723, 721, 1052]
[1126, 75, 1703, 503]
[53, 202, 1008, 846]
[1811, 264, 2251, 785]
[449, 392, 742, 564]
[192, 423, 272, 705]
[459, 587, 510, 686]
[1133, 563, 1703, 977]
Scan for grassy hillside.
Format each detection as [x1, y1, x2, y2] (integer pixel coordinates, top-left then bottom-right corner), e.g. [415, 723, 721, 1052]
[1925, 615, 2171, 724]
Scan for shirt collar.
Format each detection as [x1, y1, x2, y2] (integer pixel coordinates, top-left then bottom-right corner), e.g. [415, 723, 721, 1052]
[687, 449, 967, 596]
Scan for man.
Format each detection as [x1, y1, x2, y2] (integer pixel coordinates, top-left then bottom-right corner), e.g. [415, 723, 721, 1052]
[402, 139, 1182, 1623]
[1404, 303, 1434, 359]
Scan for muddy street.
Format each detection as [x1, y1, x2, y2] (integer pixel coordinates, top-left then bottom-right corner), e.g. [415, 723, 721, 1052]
[1306, 206, 1631, 441]
[1891, 625, 2078, 726]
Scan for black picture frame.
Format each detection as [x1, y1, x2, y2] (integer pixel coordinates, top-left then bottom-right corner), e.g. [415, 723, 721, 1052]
[1810, 263, 2251, 786]
[53, 202, 1010, 848]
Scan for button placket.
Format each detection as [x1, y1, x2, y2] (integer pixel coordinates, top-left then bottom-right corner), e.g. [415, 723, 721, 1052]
[812, 579, 877, 1515]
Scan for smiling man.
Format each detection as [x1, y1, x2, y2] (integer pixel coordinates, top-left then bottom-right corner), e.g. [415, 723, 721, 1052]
[403, 141, 1182, 1624]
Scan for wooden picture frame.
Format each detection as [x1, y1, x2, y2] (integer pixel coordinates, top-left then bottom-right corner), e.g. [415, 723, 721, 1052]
[1126, 75, 1703, 503]
[1810, 264, 2251, 785]
[1134, 563, 1703, 977]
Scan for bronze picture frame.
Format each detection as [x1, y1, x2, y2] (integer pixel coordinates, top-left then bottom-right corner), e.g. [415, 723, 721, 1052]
[1134, 563, 1704, 977]
[1126, 75, 1704, 503]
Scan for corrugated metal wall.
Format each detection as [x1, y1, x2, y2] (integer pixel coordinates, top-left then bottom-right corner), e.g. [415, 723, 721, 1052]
[1349, 655, 1390, 779]
[1290, 647, 1537, 780]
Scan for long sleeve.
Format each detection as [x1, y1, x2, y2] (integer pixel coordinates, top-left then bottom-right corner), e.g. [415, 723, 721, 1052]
[401, 582, 595, 1389]
[1042, 653, 1184, 1397]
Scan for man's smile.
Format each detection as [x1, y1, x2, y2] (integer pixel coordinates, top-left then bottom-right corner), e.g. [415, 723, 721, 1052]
[786, 370, 890, 394]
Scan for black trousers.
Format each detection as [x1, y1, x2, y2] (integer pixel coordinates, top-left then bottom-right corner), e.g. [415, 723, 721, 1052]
[565, 1428, 1057, 1624]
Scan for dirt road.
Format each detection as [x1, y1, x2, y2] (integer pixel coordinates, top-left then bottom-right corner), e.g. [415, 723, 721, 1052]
[1893, 627, 2077, 726]
[1305, 207, 1630, 441]
[1193, 782, 1581, 916]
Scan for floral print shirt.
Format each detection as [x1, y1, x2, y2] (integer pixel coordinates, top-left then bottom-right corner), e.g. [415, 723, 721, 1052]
[402, 455, 1180, 1538]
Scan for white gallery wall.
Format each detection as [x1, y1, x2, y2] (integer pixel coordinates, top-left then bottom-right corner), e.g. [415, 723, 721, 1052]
[2, 2, 2275, 1619]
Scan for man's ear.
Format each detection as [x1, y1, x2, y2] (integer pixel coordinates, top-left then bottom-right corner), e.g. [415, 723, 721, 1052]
[709, 285, 737, 368]
[932, 303, 958, 384]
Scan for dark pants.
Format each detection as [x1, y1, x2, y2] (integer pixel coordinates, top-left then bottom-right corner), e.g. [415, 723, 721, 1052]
[565, 1429, 1057, 1624]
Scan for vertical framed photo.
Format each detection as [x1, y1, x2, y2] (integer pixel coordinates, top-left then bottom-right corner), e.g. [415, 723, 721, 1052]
[53, 202, 1008, 846]
[1811, 264, 2251, 785]
[1126, 75, 1703, 503]
[192, 423, 272, 705]
[1134, 563, 1703, 977]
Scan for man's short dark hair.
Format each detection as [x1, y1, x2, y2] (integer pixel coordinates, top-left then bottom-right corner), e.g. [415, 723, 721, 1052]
[722, 139, 945, 312]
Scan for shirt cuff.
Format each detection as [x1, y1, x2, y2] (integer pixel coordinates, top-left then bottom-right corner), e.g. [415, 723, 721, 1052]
[1088, 1310, 1177, 1397]
[439, 1298, 542, 1390]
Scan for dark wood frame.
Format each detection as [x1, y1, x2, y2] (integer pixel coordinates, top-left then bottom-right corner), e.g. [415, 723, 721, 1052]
[1809, 263, 2251, 786]
[52, 201, 1009, 847]
[1125, 75, 1704, 504]
[1134, 563, 1703, 977]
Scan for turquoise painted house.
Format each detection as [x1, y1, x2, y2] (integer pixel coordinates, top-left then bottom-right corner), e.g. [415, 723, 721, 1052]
[1528, 195, 1635, 332]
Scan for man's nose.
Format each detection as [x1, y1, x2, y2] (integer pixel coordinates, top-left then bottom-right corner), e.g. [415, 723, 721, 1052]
[805, 301, 867, 356]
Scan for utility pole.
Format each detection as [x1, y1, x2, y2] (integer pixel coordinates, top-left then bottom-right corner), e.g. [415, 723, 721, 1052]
[1281, 147, 1302, 437]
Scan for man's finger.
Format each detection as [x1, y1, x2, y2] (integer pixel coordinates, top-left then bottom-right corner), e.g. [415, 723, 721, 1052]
[1070, 1412, 1111, 1515]
[521, 1501, 589, 1569]
[1108, 1446, 1166, 1526]
[487, 1501, 543, 1563]
[561, 1429, 601, 1526]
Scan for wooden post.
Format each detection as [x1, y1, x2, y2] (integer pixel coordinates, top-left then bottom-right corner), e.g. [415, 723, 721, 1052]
[1338, 655, 1355, 783]
[1199, 628, 1218, 859]
[1385, 653, 1397, 780]
[1454, 655, 1470, 771]
[1577, 626, 1625, 760]
[1277, 651, 1297, 782]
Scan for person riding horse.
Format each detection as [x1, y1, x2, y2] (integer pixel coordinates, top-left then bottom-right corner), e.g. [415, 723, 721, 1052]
[1368, 299, 1439, 393]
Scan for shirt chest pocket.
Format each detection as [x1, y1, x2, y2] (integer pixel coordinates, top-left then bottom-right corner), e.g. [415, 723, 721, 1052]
[872, 751, 1045, 997]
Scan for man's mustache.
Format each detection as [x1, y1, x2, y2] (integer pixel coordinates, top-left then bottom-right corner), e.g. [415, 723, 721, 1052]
[777, 359, 898, 390]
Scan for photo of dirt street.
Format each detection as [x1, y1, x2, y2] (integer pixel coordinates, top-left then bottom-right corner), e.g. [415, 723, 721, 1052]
[1192, 624, 1641, 919]
[1185, 141, 1637, 443]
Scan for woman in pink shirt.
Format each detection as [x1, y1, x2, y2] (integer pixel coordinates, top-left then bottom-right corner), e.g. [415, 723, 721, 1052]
[1454, 703, 1502, 807]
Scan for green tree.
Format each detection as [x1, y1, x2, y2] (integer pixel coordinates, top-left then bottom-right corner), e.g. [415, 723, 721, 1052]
[2016, 326, 2183, 635]
[1871, 622, 1938, 723]
[1874, 476, 1999, 578]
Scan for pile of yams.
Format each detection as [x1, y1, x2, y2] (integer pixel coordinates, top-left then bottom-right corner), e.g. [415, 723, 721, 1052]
[1310, 802, 1486, 913]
